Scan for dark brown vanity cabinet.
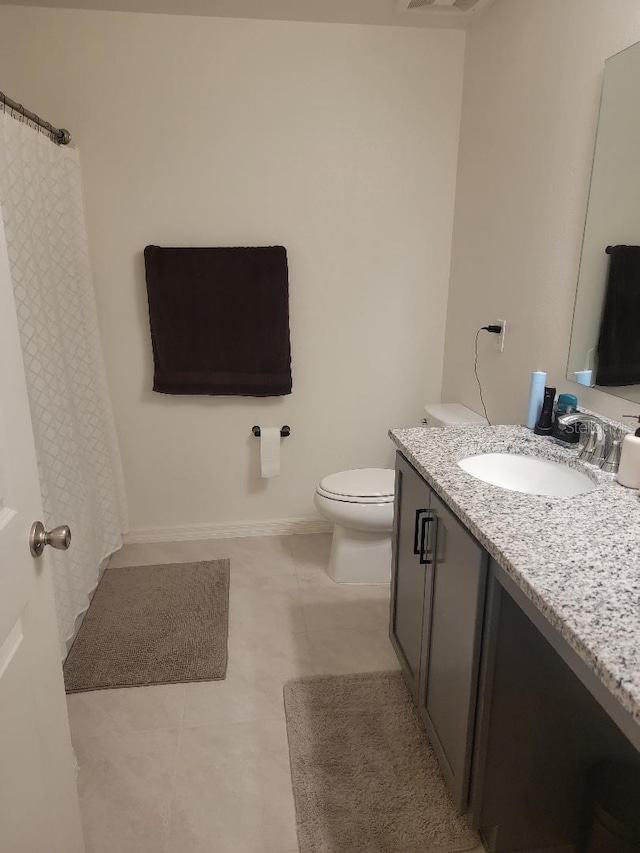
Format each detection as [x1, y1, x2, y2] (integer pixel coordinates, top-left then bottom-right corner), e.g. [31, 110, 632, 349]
[389, 452, 433, 701]
[390, 453, 640, 850]
[390, 452, 488, 812]
[420, 489, 488, 811]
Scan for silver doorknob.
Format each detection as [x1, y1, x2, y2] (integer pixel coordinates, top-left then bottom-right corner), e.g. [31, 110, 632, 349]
[29, 521, 72, 558]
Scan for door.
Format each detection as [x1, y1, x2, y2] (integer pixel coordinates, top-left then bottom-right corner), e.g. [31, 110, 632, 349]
[389, 452, 434, 699]
[419, 490, 488, 812]
[0, 215, 85, 852]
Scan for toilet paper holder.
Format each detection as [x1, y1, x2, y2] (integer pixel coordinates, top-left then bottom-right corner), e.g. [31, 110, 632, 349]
[252, 425, 290, 438]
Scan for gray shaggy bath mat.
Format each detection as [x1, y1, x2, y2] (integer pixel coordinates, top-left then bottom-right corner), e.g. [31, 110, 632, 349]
[64, 559, 229, 692]
[284, 670, 479, 853]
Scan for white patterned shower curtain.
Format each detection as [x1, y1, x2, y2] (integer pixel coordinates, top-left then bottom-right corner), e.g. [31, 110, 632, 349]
[0, 111, 127, 658]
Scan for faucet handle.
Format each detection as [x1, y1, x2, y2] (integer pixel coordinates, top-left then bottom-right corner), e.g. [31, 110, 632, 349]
[601, 438, 622, 474]
[601, 420, 621, 451]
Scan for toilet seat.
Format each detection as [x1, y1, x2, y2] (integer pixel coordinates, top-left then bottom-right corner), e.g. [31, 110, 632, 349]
[316, 486, 394, 504]
[317, 468, 395, 504]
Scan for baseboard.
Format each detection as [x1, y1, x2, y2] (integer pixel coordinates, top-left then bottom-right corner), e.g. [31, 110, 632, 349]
[122, 516, 332, 545]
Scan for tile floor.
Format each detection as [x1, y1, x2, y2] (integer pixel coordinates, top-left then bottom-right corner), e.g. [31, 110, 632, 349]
[67, 533, 484, 853]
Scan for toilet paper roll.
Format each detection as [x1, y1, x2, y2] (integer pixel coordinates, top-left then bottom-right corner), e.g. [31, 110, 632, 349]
[260, 427, 281, 478]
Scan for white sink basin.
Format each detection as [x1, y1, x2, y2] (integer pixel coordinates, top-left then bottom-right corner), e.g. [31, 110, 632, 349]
[458, 453, 596, 497]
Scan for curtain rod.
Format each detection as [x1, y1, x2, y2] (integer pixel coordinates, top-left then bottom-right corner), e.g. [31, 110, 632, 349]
[0, 90, 71, 145]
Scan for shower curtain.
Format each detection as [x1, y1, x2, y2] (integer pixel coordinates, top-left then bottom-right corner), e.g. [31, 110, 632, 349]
[0, 111, 127, 658]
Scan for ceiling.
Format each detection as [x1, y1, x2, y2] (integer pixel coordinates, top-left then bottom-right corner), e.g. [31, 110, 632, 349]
[0, 0, 492, 28]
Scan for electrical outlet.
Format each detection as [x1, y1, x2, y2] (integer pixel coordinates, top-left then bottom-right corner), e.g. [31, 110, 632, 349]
[494, 319, 506, 352]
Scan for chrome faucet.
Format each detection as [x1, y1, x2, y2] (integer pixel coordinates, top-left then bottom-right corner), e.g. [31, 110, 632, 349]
[556, 412, 621, 471]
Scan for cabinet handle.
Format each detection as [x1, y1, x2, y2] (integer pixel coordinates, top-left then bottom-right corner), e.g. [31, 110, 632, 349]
[413, 508, 428, 555]
[435, 518, 446, 565]
[419, 512, 435, 565]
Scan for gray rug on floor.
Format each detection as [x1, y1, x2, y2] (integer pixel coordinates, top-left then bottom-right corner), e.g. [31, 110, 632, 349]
[284, 671, 480, 853]
[63, 559, 230, 693]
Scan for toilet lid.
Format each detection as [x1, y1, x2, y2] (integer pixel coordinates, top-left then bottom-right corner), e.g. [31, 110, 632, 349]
[319, 468, 395, 500]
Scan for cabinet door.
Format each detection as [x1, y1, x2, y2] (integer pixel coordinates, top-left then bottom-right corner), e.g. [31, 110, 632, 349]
[471, 563, 640, 853]
[389, 453, 433, 700]
[419, 490, 488, 812]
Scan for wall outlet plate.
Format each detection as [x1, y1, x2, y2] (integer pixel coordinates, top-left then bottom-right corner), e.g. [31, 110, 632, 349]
[495, 319, 506, 352]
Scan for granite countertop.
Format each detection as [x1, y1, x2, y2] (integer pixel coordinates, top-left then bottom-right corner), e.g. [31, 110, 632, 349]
[390, 424, 640, 730]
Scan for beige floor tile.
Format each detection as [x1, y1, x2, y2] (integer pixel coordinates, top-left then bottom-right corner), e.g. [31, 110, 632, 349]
[307, 625, 400, 675]
[230, 575, 306, 636]
[231, 626, 314, 675]
[167, 719, 297, 853]
[298, 567, 388, 597]
[226, 535, 296, 572]
[75, 727, 180, 853]
[67, 683, 186, 742]
[230, 600, 306, 639]
[231, 561, 297, 594]
[184, 668, 287, 727]
[184, 633, 313, 726]
[287, 532, 332, 576]
[297, 576, 390, 633]
[183, 671, 285, 727]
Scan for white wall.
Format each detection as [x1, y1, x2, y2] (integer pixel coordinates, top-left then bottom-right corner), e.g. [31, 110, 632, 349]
[442, 0, 640, 426]
[0, 7, 465, 534]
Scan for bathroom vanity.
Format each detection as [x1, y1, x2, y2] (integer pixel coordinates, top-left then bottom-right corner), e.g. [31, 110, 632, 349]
[389, 425, 640, 852]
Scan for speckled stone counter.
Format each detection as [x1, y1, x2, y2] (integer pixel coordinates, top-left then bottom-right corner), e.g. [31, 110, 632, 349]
[390, 424, 640, 738]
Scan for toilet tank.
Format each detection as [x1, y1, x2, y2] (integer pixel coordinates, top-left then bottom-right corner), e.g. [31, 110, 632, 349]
[423, 403, 487, 428]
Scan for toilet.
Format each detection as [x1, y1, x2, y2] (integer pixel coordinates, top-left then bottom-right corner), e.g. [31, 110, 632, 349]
[314, 468, 395, 584]
[315, 404, 486, 584]
[422, 402, 487, 428]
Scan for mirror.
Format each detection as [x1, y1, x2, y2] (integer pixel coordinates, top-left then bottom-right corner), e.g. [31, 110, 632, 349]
[567, 40, 640, 404]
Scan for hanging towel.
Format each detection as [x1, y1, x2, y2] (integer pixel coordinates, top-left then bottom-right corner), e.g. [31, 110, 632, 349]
[595, 245, 640, 387]
[144, 245, 292, 396]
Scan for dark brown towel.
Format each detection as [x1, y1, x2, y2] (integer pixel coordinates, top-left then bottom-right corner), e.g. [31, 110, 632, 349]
[144, 245, 292, 396]
[596, 245, 640, 387]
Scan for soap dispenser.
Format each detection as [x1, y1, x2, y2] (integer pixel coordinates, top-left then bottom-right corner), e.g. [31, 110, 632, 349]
[617, 416, 640, 488]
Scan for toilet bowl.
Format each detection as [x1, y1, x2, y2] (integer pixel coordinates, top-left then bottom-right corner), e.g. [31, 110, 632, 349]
[314, 468, 395, 584]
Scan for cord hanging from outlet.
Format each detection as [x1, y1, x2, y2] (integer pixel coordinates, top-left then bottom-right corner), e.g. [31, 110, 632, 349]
[474, 324, 502, 426]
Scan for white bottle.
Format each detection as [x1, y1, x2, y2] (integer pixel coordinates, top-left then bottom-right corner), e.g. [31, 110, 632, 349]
[617, 433, 640, 489]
